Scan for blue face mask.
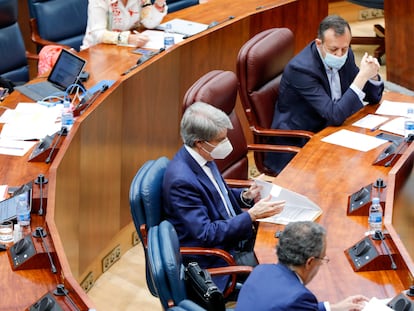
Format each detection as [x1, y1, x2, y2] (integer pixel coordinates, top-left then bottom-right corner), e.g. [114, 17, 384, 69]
[324, 51, 348, 70]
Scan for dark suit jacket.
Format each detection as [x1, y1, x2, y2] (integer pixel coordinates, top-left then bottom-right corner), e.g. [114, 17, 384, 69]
[266, 41, 384, 173]
[162, 146, 255, 286]
[235, 263, 326, 311]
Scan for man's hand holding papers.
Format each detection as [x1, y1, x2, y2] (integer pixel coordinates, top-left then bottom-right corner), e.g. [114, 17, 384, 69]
[253, 178, 322, 225]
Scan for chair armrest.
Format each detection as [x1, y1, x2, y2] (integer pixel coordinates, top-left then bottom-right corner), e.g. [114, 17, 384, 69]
[251, 126, 314, 139]
[29, 18, 72, 50]
[26, 51, 39, 61]
[208, 265, 253, 298]
[247, 143, 301, 154]
[224, 178, 252, 188]
[180, 246, 250, 298]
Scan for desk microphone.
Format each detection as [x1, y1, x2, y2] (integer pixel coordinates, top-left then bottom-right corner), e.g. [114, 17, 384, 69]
[33, 227, 57, 274]
[54, 284, 80, 311]
[374, 230, 397, 270]
[34, 174, 48, 216]
[45, 127, 68, 164]
[121, 48, 165, 76]
[384, 134, 414, 167]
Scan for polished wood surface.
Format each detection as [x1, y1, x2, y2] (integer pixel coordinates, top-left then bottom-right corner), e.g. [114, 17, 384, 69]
[255, 91, 414, 303]
[0, 0, 328, 309]
[384, 0, 414, 90]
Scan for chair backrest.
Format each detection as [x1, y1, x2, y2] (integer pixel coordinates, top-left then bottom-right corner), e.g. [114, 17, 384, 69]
[237, 28, 294, 131]
[166, 0, 199, 13]
[237, 28, 295, 175]
[0, 0, 29, 83]
[129, 156, 169, 296]
[183, 70, 249, 180]
[27, 0, 87, 51]
[148, 220, 208, 310]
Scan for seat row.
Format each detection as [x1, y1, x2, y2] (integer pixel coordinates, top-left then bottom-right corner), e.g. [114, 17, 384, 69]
[129, 27, 318, 310]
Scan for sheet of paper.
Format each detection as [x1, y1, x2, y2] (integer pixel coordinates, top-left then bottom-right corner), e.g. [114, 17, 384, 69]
[0, 109, 15, 123]
[0, 103, 62, 140]
[253, 179, 322, 225]
[362, 297, 393, 311]
[156, 18, 208, 36]
[375, 100, 414, 116]
[141, 30, 184, 50]
[0, 139, 36, 156]
[321, 129, 386, 152]
[379, 116, 406, 136]
[352, 114, 389, 130]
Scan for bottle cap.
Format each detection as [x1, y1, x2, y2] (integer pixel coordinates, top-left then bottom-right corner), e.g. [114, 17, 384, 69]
[372, 197, 380, 204]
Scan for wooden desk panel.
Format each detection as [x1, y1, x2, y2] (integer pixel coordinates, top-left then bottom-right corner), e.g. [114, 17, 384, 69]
[384, 0, 414, 90]
[255, 92, 414, 302]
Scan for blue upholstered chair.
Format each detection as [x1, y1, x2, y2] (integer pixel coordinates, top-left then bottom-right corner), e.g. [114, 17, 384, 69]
[347, 0, 385, 62]
[164, 0, 199, 13]
[0, 0, 35, 84]
[129, 157, 168, 296]
[129, 157, 252, 300]
[27, 0, 88, 51]
[149, 220, 240, 310]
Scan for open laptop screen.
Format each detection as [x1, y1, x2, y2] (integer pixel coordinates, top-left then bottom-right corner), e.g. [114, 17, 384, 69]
[47, 49, 86, 90]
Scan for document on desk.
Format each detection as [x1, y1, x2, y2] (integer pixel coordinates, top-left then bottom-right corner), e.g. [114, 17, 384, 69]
[321, 129, 386, 152]
[156, 18, 209, 36]
[254, 179, 322, 225]
[378, 116, 406, 136]
[375, 100, 414, 116]
[362, 297, 392, 311]
[352, 114, 389, 130]
[0, 139, 36, 156]
[140, 30, 184, 50]
[0, 103, 61, 141]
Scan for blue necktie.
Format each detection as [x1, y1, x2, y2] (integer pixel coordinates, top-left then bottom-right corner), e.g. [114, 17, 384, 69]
[328, 68, 341, 102]
[206, 161, 236, 217]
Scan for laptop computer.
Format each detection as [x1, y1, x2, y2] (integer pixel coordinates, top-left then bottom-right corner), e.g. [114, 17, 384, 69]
[15, 49, 86, 101]
[0, 182, 32, 224]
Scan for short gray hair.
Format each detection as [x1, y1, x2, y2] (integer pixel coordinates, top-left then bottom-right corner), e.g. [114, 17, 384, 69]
[277, 221, 326, 266]
[180, 102, 233, 147]
[318, 15, 351, 41]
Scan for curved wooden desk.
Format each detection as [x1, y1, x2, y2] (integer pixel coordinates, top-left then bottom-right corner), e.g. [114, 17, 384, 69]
[0, 0, 328, 309]
[255, 92, 414, 303]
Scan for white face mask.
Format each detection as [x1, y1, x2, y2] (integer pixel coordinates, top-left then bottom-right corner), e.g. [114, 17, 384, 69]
[204, 138, 233, 159]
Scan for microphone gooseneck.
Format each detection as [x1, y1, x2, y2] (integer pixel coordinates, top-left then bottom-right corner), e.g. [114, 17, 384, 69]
[45, 127, 67, 164]
[375, 230, 397, 270]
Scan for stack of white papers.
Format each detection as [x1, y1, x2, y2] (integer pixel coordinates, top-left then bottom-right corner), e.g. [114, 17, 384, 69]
[254, 179, 322, 225]
[0, 103, 61, 141]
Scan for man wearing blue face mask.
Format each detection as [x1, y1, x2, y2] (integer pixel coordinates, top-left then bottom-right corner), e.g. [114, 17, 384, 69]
[162, 101, 285, 291]
[266, 14, 384, 174]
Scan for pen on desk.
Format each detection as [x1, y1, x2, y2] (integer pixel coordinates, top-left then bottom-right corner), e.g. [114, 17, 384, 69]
[370, 125, 380, 131]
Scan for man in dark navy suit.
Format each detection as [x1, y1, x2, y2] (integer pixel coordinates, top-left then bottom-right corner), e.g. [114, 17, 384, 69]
[162, 102, 285, 290]
[236, 221, 369, 311]
[268, 15, 384, 173]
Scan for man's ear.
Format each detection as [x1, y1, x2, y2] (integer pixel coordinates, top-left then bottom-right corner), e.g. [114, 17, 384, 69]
[315, 38, 322, 47]
[305, 257, 315, 270]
